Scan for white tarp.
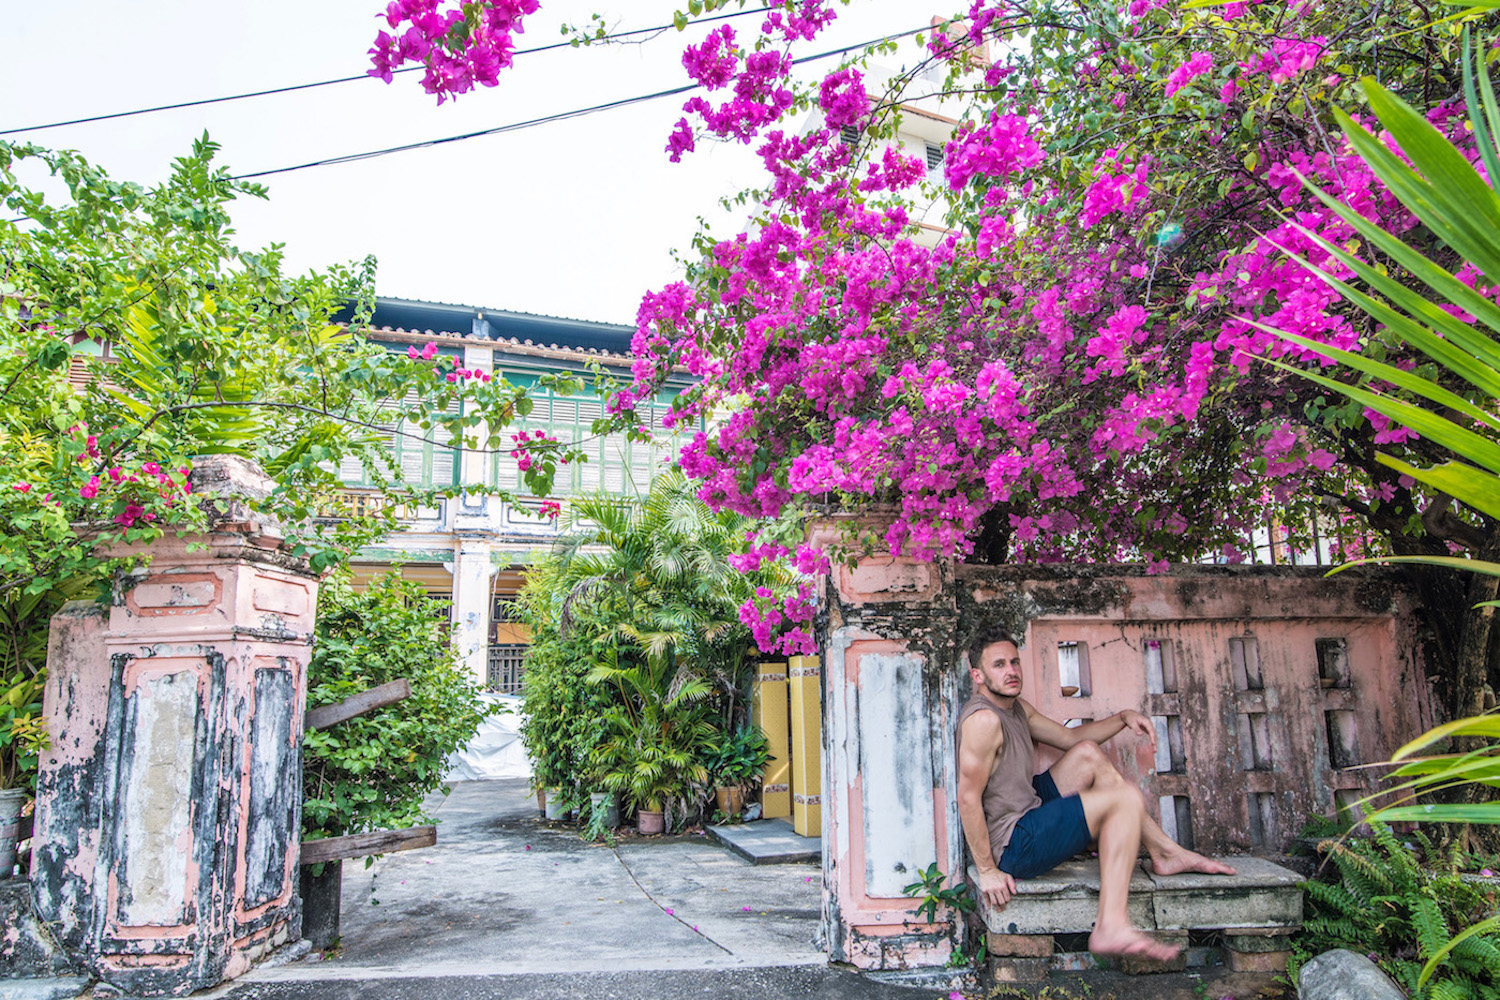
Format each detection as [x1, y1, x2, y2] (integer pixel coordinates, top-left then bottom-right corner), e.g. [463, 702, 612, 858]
[444, 694, 532, 781]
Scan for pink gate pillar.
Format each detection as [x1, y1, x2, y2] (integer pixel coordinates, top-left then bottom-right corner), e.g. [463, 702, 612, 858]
[32, 456, 318, 997]
[818, 541, 966, 970]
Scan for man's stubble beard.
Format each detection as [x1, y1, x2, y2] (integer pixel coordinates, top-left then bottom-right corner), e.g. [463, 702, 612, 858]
[986, 678, 1020, 700]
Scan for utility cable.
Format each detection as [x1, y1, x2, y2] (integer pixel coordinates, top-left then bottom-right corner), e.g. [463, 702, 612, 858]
[0, 7, 764, 137]
[230, 23, 928, 181]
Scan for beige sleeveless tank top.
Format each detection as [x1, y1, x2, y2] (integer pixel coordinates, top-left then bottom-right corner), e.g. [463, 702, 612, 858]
[956, 694, 1042, 858]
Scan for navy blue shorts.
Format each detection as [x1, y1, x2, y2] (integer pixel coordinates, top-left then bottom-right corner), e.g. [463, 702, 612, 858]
[998, 771, 1092, 880]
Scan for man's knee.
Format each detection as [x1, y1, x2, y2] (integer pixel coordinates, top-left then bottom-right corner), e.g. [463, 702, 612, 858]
[1066, 739, 1105, 762]
[1068, 740, 1119, 778]
[1104, 782, 1145, 815]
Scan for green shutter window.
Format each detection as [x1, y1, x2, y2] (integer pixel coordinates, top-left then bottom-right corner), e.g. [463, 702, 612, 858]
[339, 390, 461, 489]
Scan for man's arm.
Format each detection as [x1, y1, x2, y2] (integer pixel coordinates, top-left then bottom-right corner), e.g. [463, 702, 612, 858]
[1021, 700, 1157, 753]
[957, 711, 1018, 909]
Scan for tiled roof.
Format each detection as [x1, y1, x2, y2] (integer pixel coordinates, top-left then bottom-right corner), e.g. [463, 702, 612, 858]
[339, 296, 637, 361]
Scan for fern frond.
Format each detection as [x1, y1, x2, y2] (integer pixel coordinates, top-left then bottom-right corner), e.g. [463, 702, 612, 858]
[1428, 979, 1477, 1000]
[1414, 896, 1453, 961]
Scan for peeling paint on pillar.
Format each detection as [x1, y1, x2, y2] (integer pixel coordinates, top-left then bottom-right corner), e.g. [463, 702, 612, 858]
[31, 457, 319, 996]
[811, 525, 1432, 972]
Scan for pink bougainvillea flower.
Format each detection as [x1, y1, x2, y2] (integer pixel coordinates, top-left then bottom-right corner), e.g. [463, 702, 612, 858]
[420, 342, 438, 360]
[1164, 52, 1213, 96]
[11, 483, 29, 492]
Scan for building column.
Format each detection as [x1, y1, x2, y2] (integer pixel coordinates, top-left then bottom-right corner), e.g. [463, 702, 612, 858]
[788, 654, 822, 837]
[451, 540, 495, 688]
[753, 661, 791, 819]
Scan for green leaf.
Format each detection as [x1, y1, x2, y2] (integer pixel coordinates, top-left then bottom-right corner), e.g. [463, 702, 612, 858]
[1327, 554, 1500, 579]
[1257, 356, 1500, 480]
[1250, 319, 1500, 430]
[1391, 713, 1500, 758]
[1288, 174, 1500, 366]
[1461, 26, 1500, 198]
[1338, 88, 1500, 282]
[1418, 914, 1500, 988]
[1374, 454, 1500, 520]
[1363, 803, 1500, 823]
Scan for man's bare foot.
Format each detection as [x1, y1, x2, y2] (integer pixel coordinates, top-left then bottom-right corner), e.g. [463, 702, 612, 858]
[1088, 925, 1182, 963]
[1149, 848, 1236, 877]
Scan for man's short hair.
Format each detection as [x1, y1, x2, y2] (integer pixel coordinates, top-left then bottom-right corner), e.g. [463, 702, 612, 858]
[967, 625, 1020, 669]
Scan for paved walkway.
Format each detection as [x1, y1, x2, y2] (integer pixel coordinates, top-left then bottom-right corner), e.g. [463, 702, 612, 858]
[237, 779, 826, 982]
[219, 779, 1284, 1000]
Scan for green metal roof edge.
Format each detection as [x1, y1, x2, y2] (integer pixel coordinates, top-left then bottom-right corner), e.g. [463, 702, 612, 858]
[352, 547, 453, 564]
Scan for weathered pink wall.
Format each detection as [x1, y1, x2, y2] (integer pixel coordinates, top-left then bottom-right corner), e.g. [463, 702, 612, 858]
[33, 457, 318, 997]
[813, 539, 1432, 971]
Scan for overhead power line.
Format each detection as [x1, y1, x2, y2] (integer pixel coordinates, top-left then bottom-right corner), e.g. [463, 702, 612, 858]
[231, 24, 929, 181]
[0, 8, 765, 137]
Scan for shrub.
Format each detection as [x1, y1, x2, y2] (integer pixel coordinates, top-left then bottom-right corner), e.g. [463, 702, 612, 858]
[302, 571, 497, 839]
[1291, 824, 1500, 999]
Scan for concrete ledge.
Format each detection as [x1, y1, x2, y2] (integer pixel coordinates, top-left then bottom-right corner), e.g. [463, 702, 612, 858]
[969, 855, 1303, 978]
[0, 978, 90, 1000]
[969, 858, 1153, 934]
[1147, 855, 1303, 930]
[705, 819, 819, 865]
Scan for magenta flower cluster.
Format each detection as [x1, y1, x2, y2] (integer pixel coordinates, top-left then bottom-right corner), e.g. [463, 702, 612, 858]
[368, 0, 539, 102]
[375, 1, 1491, 651]
[607, 0, 1490, 589]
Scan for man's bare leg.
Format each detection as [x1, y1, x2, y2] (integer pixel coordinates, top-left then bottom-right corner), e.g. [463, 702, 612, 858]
[1077, 783, 1179, 962]
[1049, 741, 1236, 876]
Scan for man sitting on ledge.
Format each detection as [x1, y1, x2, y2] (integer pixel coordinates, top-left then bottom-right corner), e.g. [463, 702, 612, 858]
[956, 626, 1236, 963]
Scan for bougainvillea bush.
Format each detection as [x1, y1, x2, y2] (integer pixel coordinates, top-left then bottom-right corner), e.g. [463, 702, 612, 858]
[378, 0, 1500, 719]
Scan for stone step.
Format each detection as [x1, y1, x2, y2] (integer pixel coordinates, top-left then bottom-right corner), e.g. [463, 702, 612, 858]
[969, 855, 1302, 934]
[967, 856, 1304, 981]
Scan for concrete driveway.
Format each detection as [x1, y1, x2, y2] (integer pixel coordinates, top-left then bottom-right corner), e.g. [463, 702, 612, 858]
[237, 778, 827, 981]
[222, 779, 1285, 1000]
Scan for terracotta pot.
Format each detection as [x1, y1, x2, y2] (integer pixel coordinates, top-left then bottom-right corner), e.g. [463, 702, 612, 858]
[0, 788, 27, 879]
[636, 809, 666, 835]
[714, 785, 745, 818]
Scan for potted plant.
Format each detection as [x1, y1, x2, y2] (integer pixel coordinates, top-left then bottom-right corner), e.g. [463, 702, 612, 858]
[590, 653, 714, 835]
[0, 671, 47, 877]
[707, 725, 771, 821]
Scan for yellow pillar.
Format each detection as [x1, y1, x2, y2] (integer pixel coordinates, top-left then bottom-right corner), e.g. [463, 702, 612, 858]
[753, 661, 791, 819]
[788, 654, 822, 837]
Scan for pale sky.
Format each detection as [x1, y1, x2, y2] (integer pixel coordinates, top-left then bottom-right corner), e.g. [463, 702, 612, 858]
[1, 0, 938, 326]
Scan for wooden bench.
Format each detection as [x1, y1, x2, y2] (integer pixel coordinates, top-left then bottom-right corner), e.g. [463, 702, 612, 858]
[969, 855, 1303, 982]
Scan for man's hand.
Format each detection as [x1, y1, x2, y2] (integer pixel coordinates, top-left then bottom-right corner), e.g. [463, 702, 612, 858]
[974, 868, 1017, 909]
[1118, 709, 1156, 750]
